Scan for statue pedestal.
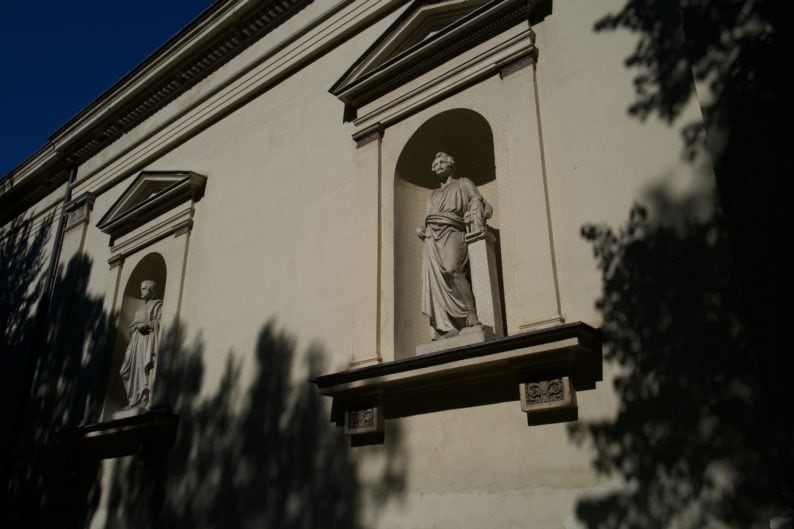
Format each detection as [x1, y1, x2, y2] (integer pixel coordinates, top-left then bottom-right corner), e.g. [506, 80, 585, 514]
[56, 410, 178, 460]
[111, 406, 148, 421]
[466, 229, 504, 337]
[415, 326, 495, 355]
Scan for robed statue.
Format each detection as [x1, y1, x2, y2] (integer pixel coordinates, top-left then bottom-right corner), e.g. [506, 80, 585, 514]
[416, 152, 492, 340]
[120, 280, 163, 409]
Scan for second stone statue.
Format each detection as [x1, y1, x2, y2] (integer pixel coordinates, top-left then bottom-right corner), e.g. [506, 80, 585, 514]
[119, 279, 163, 411]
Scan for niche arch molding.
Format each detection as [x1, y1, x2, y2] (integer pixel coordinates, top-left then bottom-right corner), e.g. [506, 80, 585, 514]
[393, 108, 501, 358]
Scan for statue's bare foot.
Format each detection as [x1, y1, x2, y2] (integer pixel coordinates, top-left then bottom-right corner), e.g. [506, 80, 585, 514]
[465, 314, 481, 327]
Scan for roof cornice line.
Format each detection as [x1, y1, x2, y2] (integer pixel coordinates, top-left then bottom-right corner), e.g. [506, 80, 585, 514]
[1, 0, 315, 222]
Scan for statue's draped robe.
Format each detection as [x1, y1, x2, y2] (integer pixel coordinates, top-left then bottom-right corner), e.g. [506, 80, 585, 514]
[120, 299, 162, 407]
[421, 177, 484, 337]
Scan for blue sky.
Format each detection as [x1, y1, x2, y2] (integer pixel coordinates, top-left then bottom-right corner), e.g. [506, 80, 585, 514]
[0, 0, 216, 177]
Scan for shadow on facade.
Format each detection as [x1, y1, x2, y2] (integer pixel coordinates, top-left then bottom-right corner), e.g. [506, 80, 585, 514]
[104, 319, 406, 529]
[1, 217, 406, 526]
[1, 215, 52, 472]
[570, 1, 793, 527]
[2, 228, 109, 527]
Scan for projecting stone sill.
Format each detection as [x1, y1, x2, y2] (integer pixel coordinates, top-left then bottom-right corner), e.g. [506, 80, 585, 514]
[56, 409, 178, 460]
[311, 322, 602, 446]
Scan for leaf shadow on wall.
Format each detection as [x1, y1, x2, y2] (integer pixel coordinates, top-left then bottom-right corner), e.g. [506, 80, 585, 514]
[2, 240, 109, 527]
[569, 1, 794, 526]
[571, 192, 793, 528]
[1, 215, 52, 471]
[592, 0, 793, 348]
[104, 319, 407, 529]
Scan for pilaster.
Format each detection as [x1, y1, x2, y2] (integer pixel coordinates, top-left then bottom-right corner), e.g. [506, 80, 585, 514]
[350, 123, 384, 368]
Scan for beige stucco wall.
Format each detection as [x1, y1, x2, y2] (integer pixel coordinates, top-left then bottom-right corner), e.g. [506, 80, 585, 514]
[536, 0, 716, 327]
[3, 1, 718, 528]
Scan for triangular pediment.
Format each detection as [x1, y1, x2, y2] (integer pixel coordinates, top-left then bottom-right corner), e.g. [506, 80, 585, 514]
[330, 0, 537, 114]
[97, 170, 206, 238]
[340, 0, 491, 87]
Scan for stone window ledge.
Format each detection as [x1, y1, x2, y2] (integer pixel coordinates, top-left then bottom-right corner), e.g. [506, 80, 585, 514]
[311, 322, 601, 445]
[56, 409, 178, 460]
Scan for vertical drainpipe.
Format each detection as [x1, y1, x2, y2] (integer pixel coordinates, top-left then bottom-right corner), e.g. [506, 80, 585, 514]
[41, 165, 81, 426]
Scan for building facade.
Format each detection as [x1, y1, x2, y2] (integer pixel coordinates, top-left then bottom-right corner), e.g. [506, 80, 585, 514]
[2, 1, 791, 528]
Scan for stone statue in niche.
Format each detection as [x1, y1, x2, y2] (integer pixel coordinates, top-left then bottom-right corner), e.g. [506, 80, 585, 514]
[120, 280, 163, 410]
[416, 152, 493, 340]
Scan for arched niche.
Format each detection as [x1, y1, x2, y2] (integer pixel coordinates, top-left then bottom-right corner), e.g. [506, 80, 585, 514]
[394, 108, 501, 358]
[104, 253, 167, 416]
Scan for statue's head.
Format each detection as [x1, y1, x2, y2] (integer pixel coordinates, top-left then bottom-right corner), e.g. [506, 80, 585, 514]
[431, 152, 456, 178]
[140, 280, 158, 300]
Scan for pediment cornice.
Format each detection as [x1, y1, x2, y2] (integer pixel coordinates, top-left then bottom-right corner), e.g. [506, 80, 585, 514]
[97, 171, 206, 240]
[330, 0, 539, 115]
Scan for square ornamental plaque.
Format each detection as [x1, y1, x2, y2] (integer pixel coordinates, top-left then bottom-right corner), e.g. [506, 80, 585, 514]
[344, 403, 384, 436]
[520, 375, 578, 425]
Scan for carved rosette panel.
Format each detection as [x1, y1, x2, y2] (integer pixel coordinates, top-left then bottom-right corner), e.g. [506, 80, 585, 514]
[519, 375, 577, 417]
[349, 409, 375, 429]
[344, 403, 383, 436]
[524, 378, 565, 404]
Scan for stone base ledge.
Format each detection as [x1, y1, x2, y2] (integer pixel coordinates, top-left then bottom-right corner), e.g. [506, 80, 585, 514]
[311, 322, 601, 445]
[415, 326, 495, 355]
[56, 409, 178, 460]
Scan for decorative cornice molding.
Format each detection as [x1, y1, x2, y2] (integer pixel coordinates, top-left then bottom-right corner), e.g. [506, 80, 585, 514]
[498, 29, 537, 77]
[1, 0, 311, 224]
[312, 322, 600, 389]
